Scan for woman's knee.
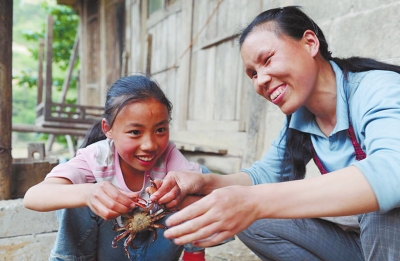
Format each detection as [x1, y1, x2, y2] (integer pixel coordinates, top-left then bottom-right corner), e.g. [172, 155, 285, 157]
[359, 208, 400, 260]
[238, 218, 364, 261]
[237, 219, 298, 259]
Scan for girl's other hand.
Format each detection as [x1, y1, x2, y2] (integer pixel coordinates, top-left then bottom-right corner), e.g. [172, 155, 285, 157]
[85, 181, 140, 220]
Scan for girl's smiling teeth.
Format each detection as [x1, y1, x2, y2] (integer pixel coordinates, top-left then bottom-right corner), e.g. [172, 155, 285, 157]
[136, 155, 156, 162]
[270, 86, 284, 100]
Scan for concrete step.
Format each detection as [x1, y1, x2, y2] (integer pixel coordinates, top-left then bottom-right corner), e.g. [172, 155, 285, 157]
[0, 233, 56, 261]
[0, 199, 57, 260]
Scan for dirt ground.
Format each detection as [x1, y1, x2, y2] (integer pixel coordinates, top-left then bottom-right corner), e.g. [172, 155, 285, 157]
[200, 237, 261, 261]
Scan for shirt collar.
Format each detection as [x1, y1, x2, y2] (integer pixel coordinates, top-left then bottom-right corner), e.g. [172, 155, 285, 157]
[290, 61, 350, 137]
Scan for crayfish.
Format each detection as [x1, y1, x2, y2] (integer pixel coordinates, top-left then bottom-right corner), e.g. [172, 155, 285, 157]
[111, 176, 170, 258]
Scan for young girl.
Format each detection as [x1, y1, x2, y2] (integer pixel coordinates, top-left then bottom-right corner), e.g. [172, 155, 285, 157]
[23, 75, 206, 261]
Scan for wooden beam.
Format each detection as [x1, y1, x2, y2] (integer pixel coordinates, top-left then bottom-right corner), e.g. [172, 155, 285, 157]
[12, 124, 87, 136]
[44, 15, 54, 120]
[176, 0, 194, 130]
[0, 0, 13, 200]
[37, 39, 45, 105]
[174, 142, 227, 155]
[60, 32, 79, 103]
[57, 0, 78, 7]
[146, 34, 152, 75]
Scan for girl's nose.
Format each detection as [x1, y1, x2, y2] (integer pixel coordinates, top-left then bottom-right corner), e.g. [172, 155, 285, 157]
[141, 135, 157, 151]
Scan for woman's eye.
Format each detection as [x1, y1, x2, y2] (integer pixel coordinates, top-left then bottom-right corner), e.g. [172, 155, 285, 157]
[251, 71, 257, 78]
[264, 55, 272, 65]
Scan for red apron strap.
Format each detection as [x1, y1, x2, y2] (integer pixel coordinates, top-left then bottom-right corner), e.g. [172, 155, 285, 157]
[310, 125, 366, 174]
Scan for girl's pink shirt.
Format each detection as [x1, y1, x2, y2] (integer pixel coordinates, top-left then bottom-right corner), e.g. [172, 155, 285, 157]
[45, 139, 202, 193]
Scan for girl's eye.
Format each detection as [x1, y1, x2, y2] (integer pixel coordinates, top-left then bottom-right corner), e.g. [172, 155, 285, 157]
[251, 71, 257, 78]
[156, 127, 167, 134]
[130, 130, 141, 135]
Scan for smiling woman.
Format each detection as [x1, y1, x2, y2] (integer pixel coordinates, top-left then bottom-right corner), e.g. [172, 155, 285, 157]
[149, 6, 400, 261]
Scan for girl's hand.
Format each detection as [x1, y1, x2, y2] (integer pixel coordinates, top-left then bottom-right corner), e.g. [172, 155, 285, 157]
[85, 181, 140, 220]
[164, 185, 258, 247]
[149, 171, 205, 209]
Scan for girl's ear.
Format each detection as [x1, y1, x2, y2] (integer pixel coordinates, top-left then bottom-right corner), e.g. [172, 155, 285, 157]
[302, 29, 320, 58]
[101, 118, 113, 139]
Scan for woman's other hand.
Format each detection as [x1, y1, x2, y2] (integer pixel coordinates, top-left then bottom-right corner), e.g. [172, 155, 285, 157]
[149, 171, 206, 209]
[164, 185, 258, 247]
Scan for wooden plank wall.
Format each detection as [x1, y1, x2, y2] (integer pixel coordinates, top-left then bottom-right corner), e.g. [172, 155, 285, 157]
[80, 0, 101, 106]
[146, 1, 182, 131]
[79, 0, 124, 107]
[105, 0, 124, 89]
[125, 0, 144, 74]
[183, 0, 263, 160]
[190, 0, 247, 125]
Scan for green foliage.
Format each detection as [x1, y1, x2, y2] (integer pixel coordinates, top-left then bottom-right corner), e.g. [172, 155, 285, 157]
[15, 3, 79, 90]
[12, 0, 48, 44]
[14, 71, 38, 89]
[49, 6, 80, 70]
[13, 0, 79, 147]
[12, 85, 38, 125]
[20, 3, 79, 70]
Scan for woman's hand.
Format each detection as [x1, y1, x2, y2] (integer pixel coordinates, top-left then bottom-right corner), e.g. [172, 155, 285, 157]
[164, 185, 259, 247]
[150, 171, 206, 209]
[85, 181, 140, 220]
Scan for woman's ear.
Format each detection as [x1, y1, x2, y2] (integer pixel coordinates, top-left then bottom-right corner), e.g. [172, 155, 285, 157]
[101, 118, 113, 139]
[303, 30, 320, 58]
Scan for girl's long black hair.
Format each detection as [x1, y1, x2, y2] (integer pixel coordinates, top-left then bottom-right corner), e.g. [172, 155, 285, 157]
[239, 6, 400, 180]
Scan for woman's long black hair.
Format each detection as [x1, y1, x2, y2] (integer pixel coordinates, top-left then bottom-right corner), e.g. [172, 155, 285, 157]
[239, 6, 400, 181]
[79, 74, 173, 149]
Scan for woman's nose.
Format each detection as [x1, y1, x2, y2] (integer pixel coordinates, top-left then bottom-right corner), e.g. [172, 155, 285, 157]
[255, 73, 271, 94]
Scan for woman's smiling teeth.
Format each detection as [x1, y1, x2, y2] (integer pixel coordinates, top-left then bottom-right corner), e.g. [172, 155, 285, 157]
[136, 155, 155, 162]
[270, 86, 284, 100]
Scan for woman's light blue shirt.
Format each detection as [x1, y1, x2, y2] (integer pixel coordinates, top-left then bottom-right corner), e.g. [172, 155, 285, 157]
[242, 61, 400, 212]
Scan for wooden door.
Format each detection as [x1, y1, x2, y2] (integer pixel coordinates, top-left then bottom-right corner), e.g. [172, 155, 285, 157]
[79, 0, 125, 107]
